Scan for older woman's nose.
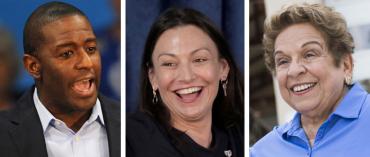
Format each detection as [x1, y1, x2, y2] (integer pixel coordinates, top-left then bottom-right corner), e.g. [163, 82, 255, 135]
[178, 64, 196, 82]
[287, 61, 306, 77]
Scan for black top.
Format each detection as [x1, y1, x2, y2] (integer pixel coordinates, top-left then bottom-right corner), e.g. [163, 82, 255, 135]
[127, 112, 244, 157]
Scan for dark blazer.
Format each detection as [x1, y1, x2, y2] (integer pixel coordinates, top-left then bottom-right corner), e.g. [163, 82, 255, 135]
[0, 87, 120, 157]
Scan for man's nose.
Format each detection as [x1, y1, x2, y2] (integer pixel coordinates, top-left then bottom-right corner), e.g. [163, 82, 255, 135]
[75, 50, 93, 70]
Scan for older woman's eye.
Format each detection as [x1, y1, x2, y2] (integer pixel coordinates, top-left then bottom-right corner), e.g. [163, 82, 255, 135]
[276, 58, 289, 66]
[304, 51, 317, 59]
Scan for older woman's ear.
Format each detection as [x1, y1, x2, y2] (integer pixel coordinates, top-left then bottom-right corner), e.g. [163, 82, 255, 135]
[342, 53, 354, 77]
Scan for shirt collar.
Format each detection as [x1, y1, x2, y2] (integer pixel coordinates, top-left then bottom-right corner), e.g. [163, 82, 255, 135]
[33, 88, 105, 132]
[278, 113, 301, 135]
[278, 82, 367, 135]
[332, 82, 367, 119]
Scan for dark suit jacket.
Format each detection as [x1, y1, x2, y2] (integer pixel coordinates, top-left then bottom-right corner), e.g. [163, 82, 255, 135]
[0, 88, 120, 157]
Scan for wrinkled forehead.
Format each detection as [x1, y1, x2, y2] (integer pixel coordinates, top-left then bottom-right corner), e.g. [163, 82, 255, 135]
[274, 23, 326, 54]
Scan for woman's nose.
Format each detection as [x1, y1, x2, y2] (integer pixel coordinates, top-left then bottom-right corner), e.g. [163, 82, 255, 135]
[177, 64, 196, 82]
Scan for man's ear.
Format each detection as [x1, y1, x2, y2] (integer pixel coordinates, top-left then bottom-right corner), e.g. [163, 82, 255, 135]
[23, 54, 42, 79]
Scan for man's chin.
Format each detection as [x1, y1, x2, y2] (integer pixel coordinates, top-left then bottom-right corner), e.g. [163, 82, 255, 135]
[68, 95, 98, 111]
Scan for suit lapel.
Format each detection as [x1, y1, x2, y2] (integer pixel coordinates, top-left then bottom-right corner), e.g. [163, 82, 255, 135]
[8, 88, 48, 157]
[100, 95, 121, 157]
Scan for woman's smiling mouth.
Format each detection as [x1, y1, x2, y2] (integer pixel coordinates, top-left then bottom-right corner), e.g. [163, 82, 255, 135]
[175, 86, 203, 103]
[290, 82, 317, 95]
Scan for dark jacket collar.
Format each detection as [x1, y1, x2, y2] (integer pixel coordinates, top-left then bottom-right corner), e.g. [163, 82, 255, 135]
[6, 87, 121, 157]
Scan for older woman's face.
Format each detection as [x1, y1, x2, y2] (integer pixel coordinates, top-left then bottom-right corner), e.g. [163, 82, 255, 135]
[149, 25, 229, 122]
[274, 23, 351, 116]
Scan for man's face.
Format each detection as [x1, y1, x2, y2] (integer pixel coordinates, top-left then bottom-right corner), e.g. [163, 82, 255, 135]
[35, 15, 101, 113]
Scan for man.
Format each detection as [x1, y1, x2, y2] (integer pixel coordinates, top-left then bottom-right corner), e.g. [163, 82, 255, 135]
[0, 2, 120, 157]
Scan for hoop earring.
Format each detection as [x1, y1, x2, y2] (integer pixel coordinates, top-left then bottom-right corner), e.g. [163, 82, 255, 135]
[152, 90, 158, 104]
[345, 75, 352, 85]
[221, 79, 228, 96]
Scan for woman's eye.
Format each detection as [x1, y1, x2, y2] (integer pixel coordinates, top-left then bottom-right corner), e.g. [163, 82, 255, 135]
[194, 58, 208, 63]
[276, 58, 289, 66]
[161, 62, 176, 67]
[304, 51, 317, 59]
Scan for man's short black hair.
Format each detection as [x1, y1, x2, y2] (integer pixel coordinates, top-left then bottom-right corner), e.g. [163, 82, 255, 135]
[23, 1, 88, 55]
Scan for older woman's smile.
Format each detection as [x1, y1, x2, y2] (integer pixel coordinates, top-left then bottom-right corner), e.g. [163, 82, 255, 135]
[290, 82, 317, 95]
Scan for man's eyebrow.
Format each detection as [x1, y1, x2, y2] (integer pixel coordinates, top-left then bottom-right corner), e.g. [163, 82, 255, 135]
[55, 37, 97, 48]
[56, 42, 75, 48]
[85, 37, 97, 43]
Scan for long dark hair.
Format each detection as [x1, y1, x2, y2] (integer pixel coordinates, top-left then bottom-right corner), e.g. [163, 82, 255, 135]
[139, 7, 244, 132]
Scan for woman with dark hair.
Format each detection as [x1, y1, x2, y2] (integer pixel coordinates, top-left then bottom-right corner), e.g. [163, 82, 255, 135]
[127, 8, 244, 157]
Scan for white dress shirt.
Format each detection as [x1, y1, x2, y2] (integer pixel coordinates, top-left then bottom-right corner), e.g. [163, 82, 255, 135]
[33, 88, 109, 157]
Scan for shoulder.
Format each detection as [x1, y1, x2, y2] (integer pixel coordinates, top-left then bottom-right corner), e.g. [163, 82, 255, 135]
[126, 112, 159, 137]
[250, 125, 289, 157]
[99, 94, 120, 117]
[99, 94, 120, 109]
[127, 112, 180, 157]
[0, 110, 11, 128]
[0, 110, 22, 155]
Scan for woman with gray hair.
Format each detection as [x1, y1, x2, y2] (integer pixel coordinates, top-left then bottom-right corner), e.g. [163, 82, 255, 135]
[251, 3, 370, 157]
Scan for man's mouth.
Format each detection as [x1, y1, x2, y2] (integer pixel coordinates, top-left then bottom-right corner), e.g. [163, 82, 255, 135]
[71, 78, 95, 97]
[290, 82, 316, 95]
[174, 87, 202, 103]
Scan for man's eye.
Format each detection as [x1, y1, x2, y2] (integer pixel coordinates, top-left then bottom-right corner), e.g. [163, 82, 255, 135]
[61, 51, 73, 58]
[86, 47, 96, 54]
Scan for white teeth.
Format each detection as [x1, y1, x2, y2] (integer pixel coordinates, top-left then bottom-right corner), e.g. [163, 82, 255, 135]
[176, 87, 201, 95]
[292, 83, 315, 92]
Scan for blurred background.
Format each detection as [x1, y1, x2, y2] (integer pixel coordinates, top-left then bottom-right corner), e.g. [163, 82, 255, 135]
[0, 0, 120, 110]
[250, 0, 370, 145]
[126, 0, 245, 113]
